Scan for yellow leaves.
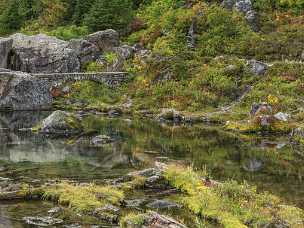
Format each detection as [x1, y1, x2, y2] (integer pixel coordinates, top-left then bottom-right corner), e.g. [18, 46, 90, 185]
[267, 94, 279, 105]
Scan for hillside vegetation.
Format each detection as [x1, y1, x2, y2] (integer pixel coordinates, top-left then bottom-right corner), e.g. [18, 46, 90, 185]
[1, 0, 304, 122]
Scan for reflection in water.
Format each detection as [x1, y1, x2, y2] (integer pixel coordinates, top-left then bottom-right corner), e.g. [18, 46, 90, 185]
[0, 112, 303, 208]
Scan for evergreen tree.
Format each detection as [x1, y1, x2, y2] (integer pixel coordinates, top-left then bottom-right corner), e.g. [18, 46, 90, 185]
[84, 0, 133, 32]
[0, 0, 24, 34]
[72, 0, 95, 25]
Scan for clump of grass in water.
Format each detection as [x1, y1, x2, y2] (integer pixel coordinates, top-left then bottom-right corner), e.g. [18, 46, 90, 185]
[163, 165, 304, 227]
[43, 182, 124, 213]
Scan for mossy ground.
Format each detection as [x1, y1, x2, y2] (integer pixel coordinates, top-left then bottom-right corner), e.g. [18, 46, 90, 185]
[163, 165, 304, 228]
[43, 182, 124, 213]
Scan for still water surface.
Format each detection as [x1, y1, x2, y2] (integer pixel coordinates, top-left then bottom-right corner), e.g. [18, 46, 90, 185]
[0, 111, 303, 227]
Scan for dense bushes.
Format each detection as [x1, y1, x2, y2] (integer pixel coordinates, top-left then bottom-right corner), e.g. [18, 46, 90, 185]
[84, 0, 133, 32]
[0, 0, 134, 35]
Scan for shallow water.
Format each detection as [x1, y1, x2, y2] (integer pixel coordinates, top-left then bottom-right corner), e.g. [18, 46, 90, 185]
[0, 111, 303, 227]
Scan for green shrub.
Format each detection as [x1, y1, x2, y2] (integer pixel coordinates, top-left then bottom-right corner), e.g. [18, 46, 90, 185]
[84, 0, 134, 32]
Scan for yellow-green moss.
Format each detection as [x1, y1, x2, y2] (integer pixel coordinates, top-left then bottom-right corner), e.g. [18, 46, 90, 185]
[120, 213, 145, 228]
[43, 182, 124, 213]
[164, 165, 304, 228]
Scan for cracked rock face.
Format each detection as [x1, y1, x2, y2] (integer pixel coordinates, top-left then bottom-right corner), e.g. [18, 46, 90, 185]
[68, 38, 100, 66]
[85, 29, 120, 52]
[8, 33, 80, 73]
[0, 70, 52, 111]
[0, 37, 13, 68]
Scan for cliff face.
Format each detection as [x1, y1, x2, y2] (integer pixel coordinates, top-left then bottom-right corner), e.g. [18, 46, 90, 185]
[0, 37, 12, 68]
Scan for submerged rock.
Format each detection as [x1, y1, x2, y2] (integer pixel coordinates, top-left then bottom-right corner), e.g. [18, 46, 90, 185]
[91, 135, 114, 146]
[23, 216, 63, 226]
[0, 70, 52, 110]
[9, 33, 80, 73]
[0, 37, 13, 68]
[40, 111, 83, 135]
[146, 199, 182, 209]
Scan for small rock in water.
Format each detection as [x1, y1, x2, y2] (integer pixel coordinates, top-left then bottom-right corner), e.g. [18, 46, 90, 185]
[124, 199, 146, 208]
[63, 224, 81, 228]
[48, 207, 63, 214]
[146, 200, 182, 209]
[40, 110, 83, 136]
[23, 216, 63, 226]
[94, 204, 121, 215]
[94, 204, 121, 223]
[91, 135, 114, 146]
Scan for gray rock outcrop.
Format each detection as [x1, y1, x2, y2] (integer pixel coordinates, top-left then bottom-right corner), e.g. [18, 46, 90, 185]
[0, 37, 13, 68]
[247, 60, 268, 76]
[222, 0, 259, 31]
[0, 70, 52, 110]
[85, 29, 120, 52]
[8, 33, 80, 73]
[68, 38, 100, 66]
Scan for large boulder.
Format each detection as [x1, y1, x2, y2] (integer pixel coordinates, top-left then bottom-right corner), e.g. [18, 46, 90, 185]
[0, 70, 52, 110]
[8, 33, 80, 73]
[0, 38, 13, 68]
[85, 29, 120, 52]
[68, 38, 100, 66]
[40, 111, 83, 135]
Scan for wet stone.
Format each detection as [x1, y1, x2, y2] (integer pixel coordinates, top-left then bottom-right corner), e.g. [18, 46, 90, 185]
[23, 216, 63, 226]
[91, 135, 114, 146]
[146, 199, 182, 209]
[48, 207, 63, 214]
[93, 204, 121, 223]
[63, 224, 82, 228]
[124, 199, 146, 208]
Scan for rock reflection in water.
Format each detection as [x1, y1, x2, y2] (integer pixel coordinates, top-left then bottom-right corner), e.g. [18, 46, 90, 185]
[0, 112, 303, 207]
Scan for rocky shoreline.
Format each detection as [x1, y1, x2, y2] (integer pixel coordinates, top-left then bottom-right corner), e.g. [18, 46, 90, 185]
[1, 161, 303, 227]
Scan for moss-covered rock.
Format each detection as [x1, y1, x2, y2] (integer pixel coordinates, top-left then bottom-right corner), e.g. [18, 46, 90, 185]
[38, 110, 83, 136]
